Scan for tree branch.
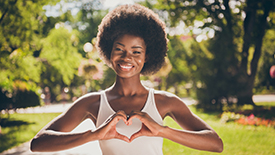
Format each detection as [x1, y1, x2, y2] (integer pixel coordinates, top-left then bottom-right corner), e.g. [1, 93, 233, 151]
[0, 10, 8, 24]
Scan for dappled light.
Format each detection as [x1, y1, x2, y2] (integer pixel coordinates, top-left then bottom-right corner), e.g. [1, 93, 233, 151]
[1, 0, 275, 154]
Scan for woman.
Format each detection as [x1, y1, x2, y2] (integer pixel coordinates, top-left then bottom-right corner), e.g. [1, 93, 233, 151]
[31, 4, 223, 154]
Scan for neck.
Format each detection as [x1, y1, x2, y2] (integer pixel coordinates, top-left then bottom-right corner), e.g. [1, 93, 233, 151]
[109, 75, 146, 96]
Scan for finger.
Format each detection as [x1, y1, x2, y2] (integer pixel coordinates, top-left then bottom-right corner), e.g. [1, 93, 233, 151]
[128, 111, 146, 125]
[129, 110, 143, 116]
[116, 110, 127, 117]
[116, 133, 130, 143]
[100, 112, 129, 134]
[111, 115, 127, 126]
[127, 116, 140, 126]
[116, 110, 132, 125]
[129, 131, 142, 142]
[116, 110, 128, 121]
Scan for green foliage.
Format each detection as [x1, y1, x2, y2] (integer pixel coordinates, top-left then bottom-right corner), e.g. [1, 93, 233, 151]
[153, 0, 275, 111]
[255, 29, 275, 90]
[0, 50, 42, 92]
[195, 31, 242, 111]
[166, 36, 192, 88]
[166, 36, 209, 96]
[40, 27, 82, 86]
[74, 0, 107, 57]
[0, 0, 60, 108]
[0, 0, 58, 51]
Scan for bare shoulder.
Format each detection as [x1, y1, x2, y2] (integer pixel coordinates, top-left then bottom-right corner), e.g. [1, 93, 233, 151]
[73, 91, 101, 106]
[69, 91, 101, 117]
[153, 90, 207, 131]
[153, 90, 189, 118]
[153, 90, 184, 105]
[45, 91, 102, 132]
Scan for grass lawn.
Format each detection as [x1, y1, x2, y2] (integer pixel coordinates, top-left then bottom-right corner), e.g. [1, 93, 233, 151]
[0, 113, 60, 153]
[163, 105, 275, 155]
[255, 101, 275, 107]
[0, 103, 274, 154]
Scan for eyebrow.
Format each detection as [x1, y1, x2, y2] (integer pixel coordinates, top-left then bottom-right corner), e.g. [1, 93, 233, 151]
[115, 42, 144, 49]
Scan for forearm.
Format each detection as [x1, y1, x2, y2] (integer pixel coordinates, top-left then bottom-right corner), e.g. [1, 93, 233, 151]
[160, 126, 223, 152]
[30, 130, 97, 152]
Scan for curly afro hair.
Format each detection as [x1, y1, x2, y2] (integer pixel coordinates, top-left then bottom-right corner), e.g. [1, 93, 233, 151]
[96, 4, 168, 75]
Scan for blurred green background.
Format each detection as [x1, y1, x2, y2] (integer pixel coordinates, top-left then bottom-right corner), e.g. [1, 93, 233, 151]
[1, 0, 275, 154]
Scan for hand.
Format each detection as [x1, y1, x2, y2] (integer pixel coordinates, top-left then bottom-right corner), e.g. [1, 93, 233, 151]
[94, 110, 130, 143]
[127, 111, 164, 142]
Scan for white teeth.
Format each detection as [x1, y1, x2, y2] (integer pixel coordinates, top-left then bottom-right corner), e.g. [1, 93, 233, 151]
[120, 65, 132, 69]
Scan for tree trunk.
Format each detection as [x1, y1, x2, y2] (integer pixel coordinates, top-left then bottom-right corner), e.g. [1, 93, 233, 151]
[237, 0, 271, 106]
[237, 77, 255, 106]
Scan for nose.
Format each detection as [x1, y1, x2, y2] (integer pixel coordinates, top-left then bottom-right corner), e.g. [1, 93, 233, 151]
[122, 51, 132, 62]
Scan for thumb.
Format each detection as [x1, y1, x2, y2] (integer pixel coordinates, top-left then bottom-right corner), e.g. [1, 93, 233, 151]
[116, 133, 130, 143]
[129, 130, 142, 142]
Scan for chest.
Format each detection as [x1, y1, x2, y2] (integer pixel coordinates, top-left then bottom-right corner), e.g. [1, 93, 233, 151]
[107, 94, 148, 115]
[105, 93, 168, 119]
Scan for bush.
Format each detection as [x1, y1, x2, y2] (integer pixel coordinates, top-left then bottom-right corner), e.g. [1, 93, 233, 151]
[0, 90, 13, 110]
[13, 90, 40, 108]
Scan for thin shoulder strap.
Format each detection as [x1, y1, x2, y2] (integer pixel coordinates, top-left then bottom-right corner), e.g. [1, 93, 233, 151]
[96, 90, 115, 128]
[143, 89, 163, 124]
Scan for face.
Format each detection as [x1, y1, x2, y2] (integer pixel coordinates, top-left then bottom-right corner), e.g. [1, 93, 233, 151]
[110, 34, 147, 78]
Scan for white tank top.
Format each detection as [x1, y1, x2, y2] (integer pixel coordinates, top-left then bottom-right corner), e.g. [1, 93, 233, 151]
[96, 88, 163, 155]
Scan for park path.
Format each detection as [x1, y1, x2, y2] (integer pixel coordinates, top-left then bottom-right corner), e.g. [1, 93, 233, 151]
[1, 94, 274, 155]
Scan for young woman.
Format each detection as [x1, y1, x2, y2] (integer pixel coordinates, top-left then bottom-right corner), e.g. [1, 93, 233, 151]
[30, 4, 223, 155]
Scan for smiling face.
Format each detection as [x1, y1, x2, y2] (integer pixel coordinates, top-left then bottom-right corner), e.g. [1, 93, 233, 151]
[110, 34, 147, 79]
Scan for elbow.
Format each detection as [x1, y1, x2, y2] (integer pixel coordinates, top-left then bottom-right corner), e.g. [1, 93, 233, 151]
[30, 139, 36, 152]
[215, 145, 223, 153]
[30, 138, 40, 152]
[218, 141, 224, 153]
[214, 137, 224, 153]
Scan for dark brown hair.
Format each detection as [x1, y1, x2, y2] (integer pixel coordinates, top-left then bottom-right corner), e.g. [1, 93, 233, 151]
[96, 4, 168, 75]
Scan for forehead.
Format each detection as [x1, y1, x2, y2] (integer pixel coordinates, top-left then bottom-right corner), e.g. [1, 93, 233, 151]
[114, 34, 146, 48]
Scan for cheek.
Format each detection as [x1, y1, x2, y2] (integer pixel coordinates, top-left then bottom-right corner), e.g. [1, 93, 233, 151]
[110, 54, 117, 63]
[136, 58, 146, 66]
[109, 56, 116, 68]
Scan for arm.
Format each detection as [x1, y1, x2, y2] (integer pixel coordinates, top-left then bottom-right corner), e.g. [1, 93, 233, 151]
[30, 93, 100, 152]
[30, 94, 130, 152]
[128, 92, 223, 153]
[158, 93, 223, 152]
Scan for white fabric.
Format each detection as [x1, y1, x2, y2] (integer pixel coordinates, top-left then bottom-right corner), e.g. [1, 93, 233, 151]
[96, 89, 163, 155]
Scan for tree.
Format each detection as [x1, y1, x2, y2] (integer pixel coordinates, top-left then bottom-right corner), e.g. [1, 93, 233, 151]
[255, 29, 275, 91]
[0, 0, 60, 109]
[154, 0, 275, 111]
[73, 1, 111, 91]
[166, 36, 195, 96]
[39, 26, 82, 100]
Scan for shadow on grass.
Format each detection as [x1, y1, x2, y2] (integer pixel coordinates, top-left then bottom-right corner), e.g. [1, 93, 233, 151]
[0, 118, 35, 153]
[0, 118, 33, 127]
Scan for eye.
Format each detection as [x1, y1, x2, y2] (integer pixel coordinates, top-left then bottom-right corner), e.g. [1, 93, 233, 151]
[133, 51, 141, 54]
[115, 48, 123, 51]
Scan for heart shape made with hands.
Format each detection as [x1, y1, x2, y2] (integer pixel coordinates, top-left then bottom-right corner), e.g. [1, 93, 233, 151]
[116, 117, 142, 139]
